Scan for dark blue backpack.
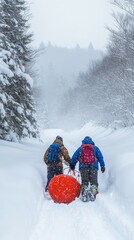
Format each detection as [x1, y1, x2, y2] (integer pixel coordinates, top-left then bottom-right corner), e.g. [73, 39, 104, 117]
[47, 143, 61, 164]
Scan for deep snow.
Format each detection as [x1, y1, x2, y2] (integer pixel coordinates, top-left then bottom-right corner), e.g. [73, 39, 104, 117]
[0, 123, 134, 240]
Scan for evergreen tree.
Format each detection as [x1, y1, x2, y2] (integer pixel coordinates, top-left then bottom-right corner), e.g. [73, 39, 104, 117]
[0, 0, 38, 141]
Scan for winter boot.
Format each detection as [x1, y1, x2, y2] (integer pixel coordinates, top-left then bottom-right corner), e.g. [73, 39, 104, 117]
[81, 185, 90, 202]
[88, 185, 98, 201]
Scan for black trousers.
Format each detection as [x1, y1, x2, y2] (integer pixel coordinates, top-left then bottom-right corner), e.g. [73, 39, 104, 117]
[80, 167, 98, 188]
[45, 166, 63, 191]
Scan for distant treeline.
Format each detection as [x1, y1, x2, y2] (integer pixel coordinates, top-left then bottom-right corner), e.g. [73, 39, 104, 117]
[63, 0, 134, 129]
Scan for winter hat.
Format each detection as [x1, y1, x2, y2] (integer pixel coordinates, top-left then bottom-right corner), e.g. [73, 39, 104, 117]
[56, 136, 63, 142]
[82, 136, 94, 145]
[84, 136, 92, 140]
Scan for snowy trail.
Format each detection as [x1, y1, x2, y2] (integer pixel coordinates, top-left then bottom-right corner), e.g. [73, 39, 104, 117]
[98, 195, 134, 240]
[30, 193, 133, 240]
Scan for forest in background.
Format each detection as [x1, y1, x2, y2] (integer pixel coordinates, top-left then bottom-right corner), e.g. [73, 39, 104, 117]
[62, 0, 134, 129]
[33, 42, 103, 129]
[33, 0, 134, 130]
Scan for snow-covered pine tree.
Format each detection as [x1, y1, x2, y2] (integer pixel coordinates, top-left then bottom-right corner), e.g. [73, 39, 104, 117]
[0, 34, 14, 139]
[0, 0, 38, 141]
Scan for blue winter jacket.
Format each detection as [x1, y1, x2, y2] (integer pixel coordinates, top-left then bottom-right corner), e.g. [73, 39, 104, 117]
[70, 137, 105, 170]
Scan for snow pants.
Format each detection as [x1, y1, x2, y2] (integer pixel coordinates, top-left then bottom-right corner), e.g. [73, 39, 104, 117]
[45, 166, 63, 191]
[80, 166, 98, 189]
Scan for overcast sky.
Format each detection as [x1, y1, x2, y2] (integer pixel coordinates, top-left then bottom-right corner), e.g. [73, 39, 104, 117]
[29, 0, 114, 50]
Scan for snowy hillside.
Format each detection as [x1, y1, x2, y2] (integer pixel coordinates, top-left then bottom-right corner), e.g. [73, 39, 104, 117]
[0, 123, 134, 240]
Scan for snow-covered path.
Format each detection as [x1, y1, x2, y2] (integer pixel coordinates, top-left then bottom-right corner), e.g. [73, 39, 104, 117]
[30, 191, 134, 240]
[1, 123, 134, 240]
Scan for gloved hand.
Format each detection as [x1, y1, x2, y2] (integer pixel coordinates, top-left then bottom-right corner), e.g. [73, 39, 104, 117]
[101, 167, 105, 173]
[70, 164, 75, 171]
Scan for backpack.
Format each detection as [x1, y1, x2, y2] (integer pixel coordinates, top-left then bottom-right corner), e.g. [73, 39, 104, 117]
[80, 144, 96, 164]
[47, 143, 61, 164]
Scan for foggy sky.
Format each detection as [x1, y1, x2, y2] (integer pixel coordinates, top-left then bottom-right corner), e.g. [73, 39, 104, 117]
[29, 0, 114, 50]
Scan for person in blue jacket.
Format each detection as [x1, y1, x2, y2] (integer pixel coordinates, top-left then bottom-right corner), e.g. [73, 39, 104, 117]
[70, 136, 105, 201]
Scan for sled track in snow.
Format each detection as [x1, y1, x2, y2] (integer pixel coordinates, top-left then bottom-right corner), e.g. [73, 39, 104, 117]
[29, 192, 134, 240]
[98, 194, 134, 240]
[68, 197, 123, 240]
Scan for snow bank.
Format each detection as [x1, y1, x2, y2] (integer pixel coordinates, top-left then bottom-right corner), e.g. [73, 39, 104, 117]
[0, 140, 45, 240]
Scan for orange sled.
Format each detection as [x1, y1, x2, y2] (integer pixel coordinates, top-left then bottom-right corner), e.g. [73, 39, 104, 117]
[48, 173, 81, 204]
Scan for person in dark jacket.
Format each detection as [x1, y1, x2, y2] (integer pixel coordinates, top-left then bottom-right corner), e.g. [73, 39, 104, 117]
[70, 136, 105, 201]
[44, 136, 70, 191]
